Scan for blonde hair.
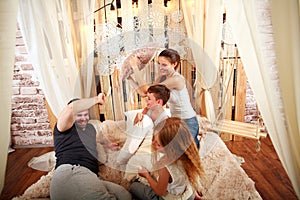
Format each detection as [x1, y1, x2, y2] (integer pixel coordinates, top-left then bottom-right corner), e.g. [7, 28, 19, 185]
[153, 117, 205, 191]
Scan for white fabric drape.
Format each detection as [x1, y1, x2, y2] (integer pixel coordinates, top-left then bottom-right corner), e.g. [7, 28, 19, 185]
[269, 0, 300, 197]
[67, 0, 96, 98]
[181, 0, 223, 122]
[226, 0, 300, 197]
[18, 0, 95, 117]
[0, 0, 19, 193]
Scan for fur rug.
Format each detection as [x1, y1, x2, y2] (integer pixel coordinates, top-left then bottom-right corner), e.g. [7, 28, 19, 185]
[12, 118, 262, 200]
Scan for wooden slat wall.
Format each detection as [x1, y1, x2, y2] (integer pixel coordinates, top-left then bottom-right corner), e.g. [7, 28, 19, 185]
[220, 57, 235, 141]
[96, 58, 196, 121]
[45, 99, 56, 132]
[233, 59, 247, 140]
[217, 45, 247, 141]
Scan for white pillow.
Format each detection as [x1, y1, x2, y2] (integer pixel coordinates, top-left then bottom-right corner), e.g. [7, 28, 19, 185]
[116, 110, 153, 164]
[124, 109, 144, 129]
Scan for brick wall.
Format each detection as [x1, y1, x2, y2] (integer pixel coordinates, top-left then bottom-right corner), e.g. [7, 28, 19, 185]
[11, 25, 53, 147]
[245, 81, 259, 124]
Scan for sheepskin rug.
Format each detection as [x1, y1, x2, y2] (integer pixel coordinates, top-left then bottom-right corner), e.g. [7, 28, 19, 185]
[12, 118, 262, 200]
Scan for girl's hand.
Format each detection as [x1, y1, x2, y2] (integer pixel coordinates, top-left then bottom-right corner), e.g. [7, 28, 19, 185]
[138, 167, 150, 178]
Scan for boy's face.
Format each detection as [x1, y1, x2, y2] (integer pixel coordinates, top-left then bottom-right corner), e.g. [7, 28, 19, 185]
[146, 92, 160, 110]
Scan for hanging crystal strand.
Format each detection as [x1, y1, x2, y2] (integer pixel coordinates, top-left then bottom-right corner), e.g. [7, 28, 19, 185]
[132, 1, 140, 48]
[169, 0, 187, 59]
[148, 2, 154, 42]
[164, 3, 169, 48]
[138, 0, 151, 44]
[121, 0, 135, 52]
[150, 0, 165, 43]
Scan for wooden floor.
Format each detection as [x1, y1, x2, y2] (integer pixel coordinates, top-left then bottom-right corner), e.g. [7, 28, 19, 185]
[0, 135, 298, 200]
[225, 135, 298, 200]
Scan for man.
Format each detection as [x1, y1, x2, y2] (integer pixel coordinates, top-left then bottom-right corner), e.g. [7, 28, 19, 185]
[50, 93, 131, 200]
[116, 84, 170, 182]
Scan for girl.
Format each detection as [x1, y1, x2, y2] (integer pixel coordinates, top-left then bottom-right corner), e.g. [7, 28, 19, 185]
[129, 117, 205, 200]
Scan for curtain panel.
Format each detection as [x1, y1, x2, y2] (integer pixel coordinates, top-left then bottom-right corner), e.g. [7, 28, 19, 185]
[0, 0, 19, 194]
[269, 0, 300, 197]
[181, 0, 223, 122]
[18, 0, 95, 117]
[226, 0, 300, 197]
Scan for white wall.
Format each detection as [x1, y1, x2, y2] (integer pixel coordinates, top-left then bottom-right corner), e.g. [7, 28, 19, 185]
[0, 0, 19, 194]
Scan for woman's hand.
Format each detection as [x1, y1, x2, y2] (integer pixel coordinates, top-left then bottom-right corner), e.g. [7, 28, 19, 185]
[129, 55, 140, 70]
[136, 84, 149, 97]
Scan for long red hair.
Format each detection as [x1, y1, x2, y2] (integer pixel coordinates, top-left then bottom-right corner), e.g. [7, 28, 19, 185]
[153, 117, 205, 191]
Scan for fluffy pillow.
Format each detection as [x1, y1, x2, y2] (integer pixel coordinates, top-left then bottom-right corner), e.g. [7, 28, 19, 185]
[121, 45, 157, 80]
[117, 110, 153, 164]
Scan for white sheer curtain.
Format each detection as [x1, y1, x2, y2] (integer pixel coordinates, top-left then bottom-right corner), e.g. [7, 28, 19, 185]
[67, 0, 96, 98]
[181, 0, 224, 122]
[0, 0, 19, 193]
[269, 0, 300, 197]
[18, 0, 95, 117]
[226, 0, 300, 197]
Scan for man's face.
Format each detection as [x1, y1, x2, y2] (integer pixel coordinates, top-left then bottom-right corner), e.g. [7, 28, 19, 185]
[75, 110, 89, 130]
[146, 92, 160, 110]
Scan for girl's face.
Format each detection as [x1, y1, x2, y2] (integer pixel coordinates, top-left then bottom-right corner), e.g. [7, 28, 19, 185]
[157, 56, 176, 76]
[152, 133, 164, 152]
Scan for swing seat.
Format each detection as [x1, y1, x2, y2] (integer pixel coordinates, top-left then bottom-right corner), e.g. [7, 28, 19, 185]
[211, 119, 267, 140]
[211, 119, 267, 151]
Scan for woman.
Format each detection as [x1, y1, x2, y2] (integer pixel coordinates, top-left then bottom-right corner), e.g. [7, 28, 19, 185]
[129, 117, 205, 200]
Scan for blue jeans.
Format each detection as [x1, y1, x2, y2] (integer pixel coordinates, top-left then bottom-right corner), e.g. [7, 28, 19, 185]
[183, 116, 200, 148]
[50, 164, 131, 200]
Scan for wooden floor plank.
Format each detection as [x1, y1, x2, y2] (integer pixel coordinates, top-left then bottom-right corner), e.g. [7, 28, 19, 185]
[0, 147, 54, 200]
[225, 135, 298, 200]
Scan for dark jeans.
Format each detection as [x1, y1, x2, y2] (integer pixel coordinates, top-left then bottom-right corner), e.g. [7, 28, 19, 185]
[130, 182, 164, 200]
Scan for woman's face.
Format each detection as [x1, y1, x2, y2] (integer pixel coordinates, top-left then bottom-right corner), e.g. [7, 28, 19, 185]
[157, 56, 176, 75]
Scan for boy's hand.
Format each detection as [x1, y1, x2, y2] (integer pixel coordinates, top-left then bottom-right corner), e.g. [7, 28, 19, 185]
[134, 112, 144, 125]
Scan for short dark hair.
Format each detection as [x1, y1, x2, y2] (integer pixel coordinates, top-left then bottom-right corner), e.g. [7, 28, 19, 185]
[147, 84, 170, 105]
[67, 98, 80, 105]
